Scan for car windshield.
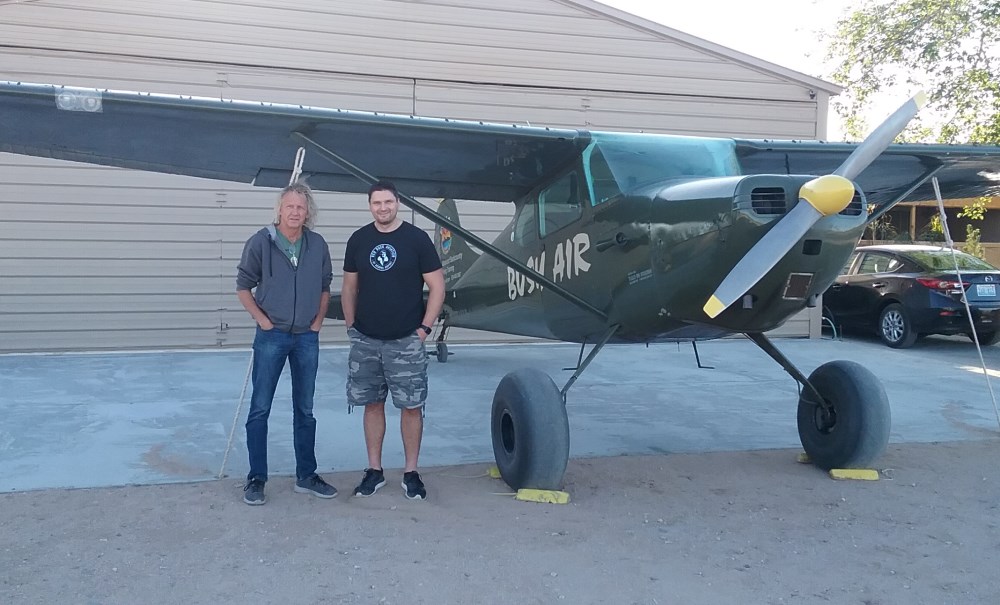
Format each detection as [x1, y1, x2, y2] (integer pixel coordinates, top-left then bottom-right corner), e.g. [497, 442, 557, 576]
[905, 249, 998, 271]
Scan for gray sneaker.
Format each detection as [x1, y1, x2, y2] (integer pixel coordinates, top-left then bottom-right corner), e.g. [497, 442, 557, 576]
[243, 478, 266, 505]
[294, 474, 337, 499]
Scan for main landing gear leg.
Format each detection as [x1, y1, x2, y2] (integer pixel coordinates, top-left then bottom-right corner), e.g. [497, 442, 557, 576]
[745, 332, 891, 470]
[490, 324, 620, 490]
[560, 325, 620, 401]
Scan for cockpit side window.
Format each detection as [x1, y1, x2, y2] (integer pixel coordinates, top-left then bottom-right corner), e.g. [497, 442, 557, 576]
[539, 170, 584, 237]
[585, 145, 621, 206]
[513, 201, 538, 245]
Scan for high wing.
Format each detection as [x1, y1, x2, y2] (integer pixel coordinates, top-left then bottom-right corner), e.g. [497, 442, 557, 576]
[1, 81, 998, 211]
[737, 139, 1000, 216]
[0, 81, 588, 202]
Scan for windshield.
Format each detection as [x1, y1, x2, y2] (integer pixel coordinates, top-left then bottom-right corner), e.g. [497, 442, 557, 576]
[588, 132, 739, 194]
[906, 249, 999, 271]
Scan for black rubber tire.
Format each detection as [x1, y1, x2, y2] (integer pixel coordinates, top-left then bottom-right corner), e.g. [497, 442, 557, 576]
[436, 342, 449, 363]
[797, 360, 891, 470]
[491, 368, 569, 490]
[878, 303, 918, 348]
[971, 330, 1000, 346]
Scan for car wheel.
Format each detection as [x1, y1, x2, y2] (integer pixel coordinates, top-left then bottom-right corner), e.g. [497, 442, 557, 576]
[878, 303, 918, 348]
[971, 330, 1000, 346]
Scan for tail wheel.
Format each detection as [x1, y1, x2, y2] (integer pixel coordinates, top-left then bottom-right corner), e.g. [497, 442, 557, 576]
[491, 368, 569, 490]
[878, 303, 917, 348]
[797, 360, 891, 469]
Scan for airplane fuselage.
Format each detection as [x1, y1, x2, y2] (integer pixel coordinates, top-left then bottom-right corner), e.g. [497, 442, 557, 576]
[441, 133, 869, 343]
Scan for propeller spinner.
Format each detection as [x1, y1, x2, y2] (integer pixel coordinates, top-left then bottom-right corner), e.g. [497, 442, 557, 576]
[703, 91, 928, 319]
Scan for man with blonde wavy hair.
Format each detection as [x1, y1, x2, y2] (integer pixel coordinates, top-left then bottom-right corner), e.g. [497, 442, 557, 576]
[236, 182, 335, 505]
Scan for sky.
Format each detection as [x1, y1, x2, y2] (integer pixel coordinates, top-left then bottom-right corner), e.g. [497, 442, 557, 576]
[596, 0, 857, 79]
[595, 0, 864, 137]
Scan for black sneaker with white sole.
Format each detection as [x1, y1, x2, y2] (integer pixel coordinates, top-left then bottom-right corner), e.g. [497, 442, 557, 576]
[402, 471, 426, 500]
[353, 468, 386, 497]
[243, 478, 266, 505]
[294, 474, 337, 499]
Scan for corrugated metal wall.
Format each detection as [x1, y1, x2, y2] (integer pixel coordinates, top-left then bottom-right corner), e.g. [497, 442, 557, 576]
[0, 0, 829, 352]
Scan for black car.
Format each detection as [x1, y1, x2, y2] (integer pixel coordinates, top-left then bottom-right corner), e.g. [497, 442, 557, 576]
[823, 244, 1000, 348]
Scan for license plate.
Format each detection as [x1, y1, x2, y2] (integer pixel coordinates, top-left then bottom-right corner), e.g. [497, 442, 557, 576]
[977, 284, 997, 297]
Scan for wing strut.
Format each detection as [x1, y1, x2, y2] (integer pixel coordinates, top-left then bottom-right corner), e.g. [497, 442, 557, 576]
[291, 132, 608, 321]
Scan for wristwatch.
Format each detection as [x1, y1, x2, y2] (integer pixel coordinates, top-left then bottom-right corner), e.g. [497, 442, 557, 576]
[418, 324, 433, 335]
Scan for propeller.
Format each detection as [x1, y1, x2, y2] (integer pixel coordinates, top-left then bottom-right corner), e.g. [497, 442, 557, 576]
[702, 91, 927, 319]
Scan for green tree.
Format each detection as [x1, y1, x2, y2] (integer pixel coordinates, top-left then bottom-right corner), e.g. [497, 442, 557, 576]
[918, 214, 945, 241]
[827, 0, 997, 256]
[958, 196, 989, 258]
[865, 205, 900, 241]
[827, 0, 1000, 145]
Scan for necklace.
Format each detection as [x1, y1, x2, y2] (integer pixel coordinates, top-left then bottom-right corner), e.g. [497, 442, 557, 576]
[275, 227, 302, 267]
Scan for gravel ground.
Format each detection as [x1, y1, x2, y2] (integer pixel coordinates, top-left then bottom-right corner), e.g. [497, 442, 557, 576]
[3, 439, 999, 605]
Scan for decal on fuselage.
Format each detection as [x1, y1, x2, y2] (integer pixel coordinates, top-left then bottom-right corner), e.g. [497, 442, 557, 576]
[507, 233, 592, 301]
[439, 227, 452, 254]
[442, 252, 465, 283]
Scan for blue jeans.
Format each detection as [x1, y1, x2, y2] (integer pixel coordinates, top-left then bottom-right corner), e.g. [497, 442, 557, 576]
[245, 327, 320, 482]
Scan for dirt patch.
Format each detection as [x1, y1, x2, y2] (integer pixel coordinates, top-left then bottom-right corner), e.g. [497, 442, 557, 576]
[2, 440, 998, 604]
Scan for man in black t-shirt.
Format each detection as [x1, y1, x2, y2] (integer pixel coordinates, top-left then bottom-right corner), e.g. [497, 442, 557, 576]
[342, 180, 445, 500]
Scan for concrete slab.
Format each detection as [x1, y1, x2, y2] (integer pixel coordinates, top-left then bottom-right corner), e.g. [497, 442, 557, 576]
[2, 334, 999, 493]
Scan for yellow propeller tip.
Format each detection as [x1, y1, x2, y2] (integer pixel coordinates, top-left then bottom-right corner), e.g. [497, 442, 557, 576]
[913, 90, 928, 109]
[703, 295, 726, 318]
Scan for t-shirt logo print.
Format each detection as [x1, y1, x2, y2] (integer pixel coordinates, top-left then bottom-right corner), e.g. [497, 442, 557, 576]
[369, 243, 397, 272]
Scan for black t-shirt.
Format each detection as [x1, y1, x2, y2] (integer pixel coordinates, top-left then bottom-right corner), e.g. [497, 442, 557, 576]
[344, 221, 443, 340]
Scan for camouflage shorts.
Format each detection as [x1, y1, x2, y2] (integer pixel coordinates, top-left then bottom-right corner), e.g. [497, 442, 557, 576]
[346, 327, 428, 410]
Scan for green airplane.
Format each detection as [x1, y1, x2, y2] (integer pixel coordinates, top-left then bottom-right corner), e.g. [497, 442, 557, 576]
[1, 82, 998, 490]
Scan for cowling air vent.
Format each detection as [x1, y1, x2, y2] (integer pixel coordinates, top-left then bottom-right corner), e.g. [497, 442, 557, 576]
[750, 187, 787, 215]
[839, 190, 864, 216]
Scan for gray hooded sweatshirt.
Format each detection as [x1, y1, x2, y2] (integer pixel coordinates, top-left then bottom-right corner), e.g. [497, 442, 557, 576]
[236, 225, 333, 333]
